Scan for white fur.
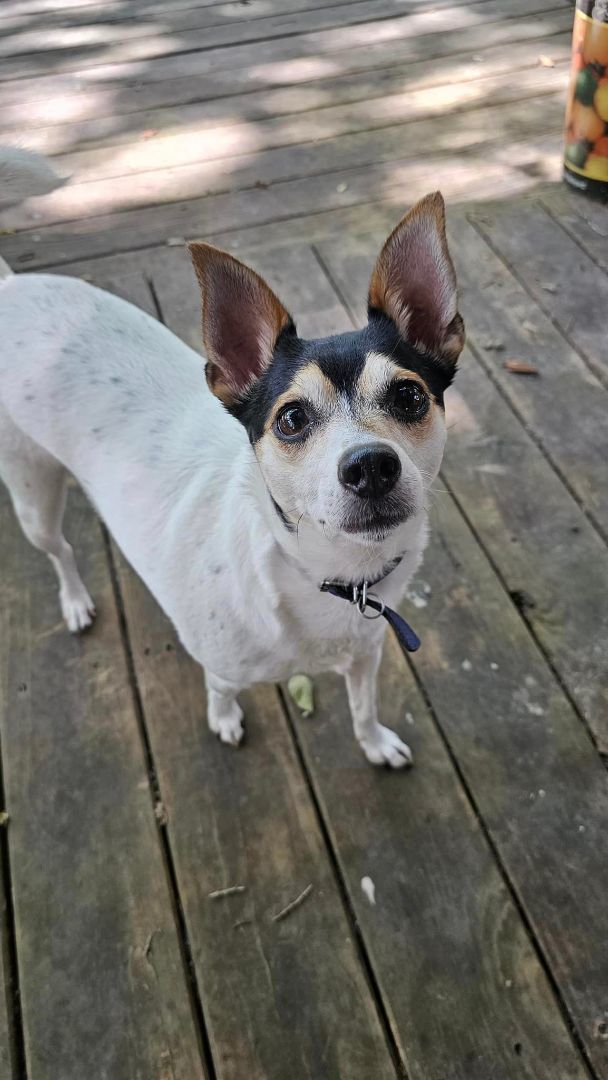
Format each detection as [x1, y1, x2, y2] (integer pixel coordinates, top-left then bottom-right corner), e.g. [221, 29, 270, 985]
[0, 145, 67, 209]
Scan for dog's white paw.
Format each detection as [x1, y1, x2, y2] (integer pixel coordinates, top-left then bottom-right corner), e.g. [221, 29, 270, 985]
[209, 703, 244, 747]
[359, 724, 413, 768]
[60, 586, 96, 633]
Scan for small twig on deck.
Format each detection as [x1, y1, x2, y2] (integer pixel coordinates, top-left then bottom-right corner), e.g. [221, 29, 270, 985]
[208, 885, 246, 900]
[272, 883, 313, 923]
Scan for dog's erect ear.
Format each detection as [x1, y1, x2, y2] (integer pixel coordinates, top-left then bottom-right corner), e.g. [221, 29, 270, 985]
[189, 243, 293, 405]
[368, 192, 465, 367]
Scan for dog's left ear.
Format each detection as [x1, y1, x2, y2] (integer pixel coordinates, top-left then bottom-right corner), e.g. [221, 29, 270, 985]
[189, 243, 293, 406]
[369, 192, 465, 368]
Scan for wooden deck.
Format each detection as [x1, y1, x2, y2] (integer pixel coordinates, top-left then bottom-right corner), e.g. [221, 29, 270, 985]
[1, 0, 608, 1077]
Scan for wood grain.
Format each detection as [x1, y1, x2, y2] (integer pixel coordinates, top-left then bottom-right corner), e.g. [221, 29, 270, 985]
[0, 483, 206, 1080]
[471, 203, 608, 386]
[0, 118, 563, 267]
[284, 637, 588, 1080]
[446, 215, 608, 540]
[408, 494, 608, 1076]
[543, 189, 608, 273]
[0, 0, 570, 80]
[0, 33, 570, 137]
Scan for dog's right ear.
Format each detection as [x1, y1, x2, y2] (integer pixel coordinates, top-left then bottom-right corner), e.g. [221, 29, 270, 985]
[368, 192, 465, 370]
[189, 243, 293, 406]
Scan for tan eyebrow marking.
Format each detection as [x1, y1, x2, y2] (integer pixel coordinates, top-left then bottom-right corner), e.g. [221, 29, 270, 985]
[265, 362, 339, 433]
[357, 351, 432, 401]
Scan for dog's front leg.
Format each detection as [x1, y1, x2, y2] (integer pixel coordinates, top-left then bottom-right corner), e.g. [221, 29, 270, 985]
[344, 649, 413, 769]
[205, 671, 245, 747]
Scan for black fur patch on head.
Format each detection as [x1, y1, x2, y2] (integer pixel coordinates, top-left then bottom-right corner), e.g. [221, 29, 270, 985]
[230, 311, 454, 442]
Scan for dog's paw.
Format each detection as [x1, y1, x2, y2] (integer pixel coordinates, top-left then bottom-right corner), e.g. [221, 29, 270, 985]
[209, 703, 244, 747]
[359, 724, 413, 769]
[60, 586, 96, 633]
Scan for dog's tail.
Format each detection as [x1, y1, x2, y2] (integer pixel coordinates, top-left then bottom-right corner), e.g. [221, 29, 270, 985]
[0, 146, 67, 280]
[0, 146, 66, 209]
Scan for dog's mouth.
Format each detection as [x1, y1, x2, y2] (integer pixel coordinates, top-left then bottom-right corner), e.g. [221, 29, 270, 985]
[341, 506, 409, 539]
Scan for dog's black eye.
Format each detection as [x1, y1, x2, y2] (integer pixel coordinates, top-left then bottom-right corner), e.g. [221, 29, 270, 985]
[276, 403, 311, 439]
[392, 380, 429, 421]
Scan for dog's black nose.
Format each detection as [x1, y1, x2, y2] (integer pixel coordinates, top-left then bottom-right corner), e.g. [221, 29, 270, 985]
[338, 444, 401, 499]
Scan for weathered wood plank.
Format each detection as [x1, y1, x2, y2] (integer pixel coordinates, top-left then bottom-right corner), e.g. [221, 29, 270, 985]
[0, 0, 465, 62]
[1, 91, 565, 233]
[0, 482, 206, 1079]
[543, 188, 608, 273]
[6, 65, 566, 217]
[114, 550, 399, 1080]
[314, 227, 608, 749]
[284, 639, 588, 1080]
[5, 45, 570, 162]
[0, 0, 239, 17]
[0, 0, 521, 58]
[471, 203, 608, 386]
[405, 493, 608, 1075]
[0, 0, 509, 35]
[0, 123, 563, 267]
[446, 215, 608, 540]
[0, 6, 573, 111]
[445, 353, 608, 751]
[0, 0, 570, 85]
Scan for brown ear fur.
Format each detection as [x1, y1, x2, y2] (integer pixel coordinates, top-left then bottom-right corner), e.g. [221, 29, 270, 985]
[189, 242, 292, 406]
[369, 192, 465, 366]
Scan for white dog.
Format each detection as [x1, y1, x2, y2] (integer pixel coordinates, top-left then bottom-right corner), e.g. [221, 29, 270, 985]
[0, 151, 464, 767]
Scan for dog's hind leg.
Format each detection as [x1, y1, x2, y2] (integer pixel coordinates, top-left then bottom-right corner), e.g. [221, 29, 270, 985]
[0, 407, 95, 632]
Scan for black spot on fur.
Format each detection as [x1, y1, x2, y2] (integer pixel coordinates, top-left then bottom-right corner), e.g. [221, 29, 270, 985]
[231, 312, 454, 442]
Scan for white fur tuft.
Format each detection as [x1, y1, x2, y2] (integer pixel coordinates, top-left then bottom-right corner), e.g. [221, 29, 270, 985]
[0, 145, 67, 209]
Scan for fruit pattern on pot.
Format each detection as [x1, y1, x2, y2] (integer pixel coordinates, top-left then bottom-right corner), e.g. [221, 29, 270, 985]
[565, 6, 608, 182]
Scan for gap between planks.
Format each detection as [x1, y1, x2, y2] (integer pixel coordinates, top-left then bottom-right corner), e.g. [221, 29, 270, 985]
[0, 754, 27, 1080]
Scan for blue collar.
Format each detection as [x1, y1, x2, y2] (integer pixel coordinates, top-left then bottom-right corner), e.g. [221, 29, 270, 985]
[320, 556, 421, 654]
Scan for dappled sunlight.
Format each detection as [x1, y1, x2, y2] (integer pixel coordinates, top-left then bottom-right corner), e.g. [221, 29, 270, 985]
[0, 0, 575, 256]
